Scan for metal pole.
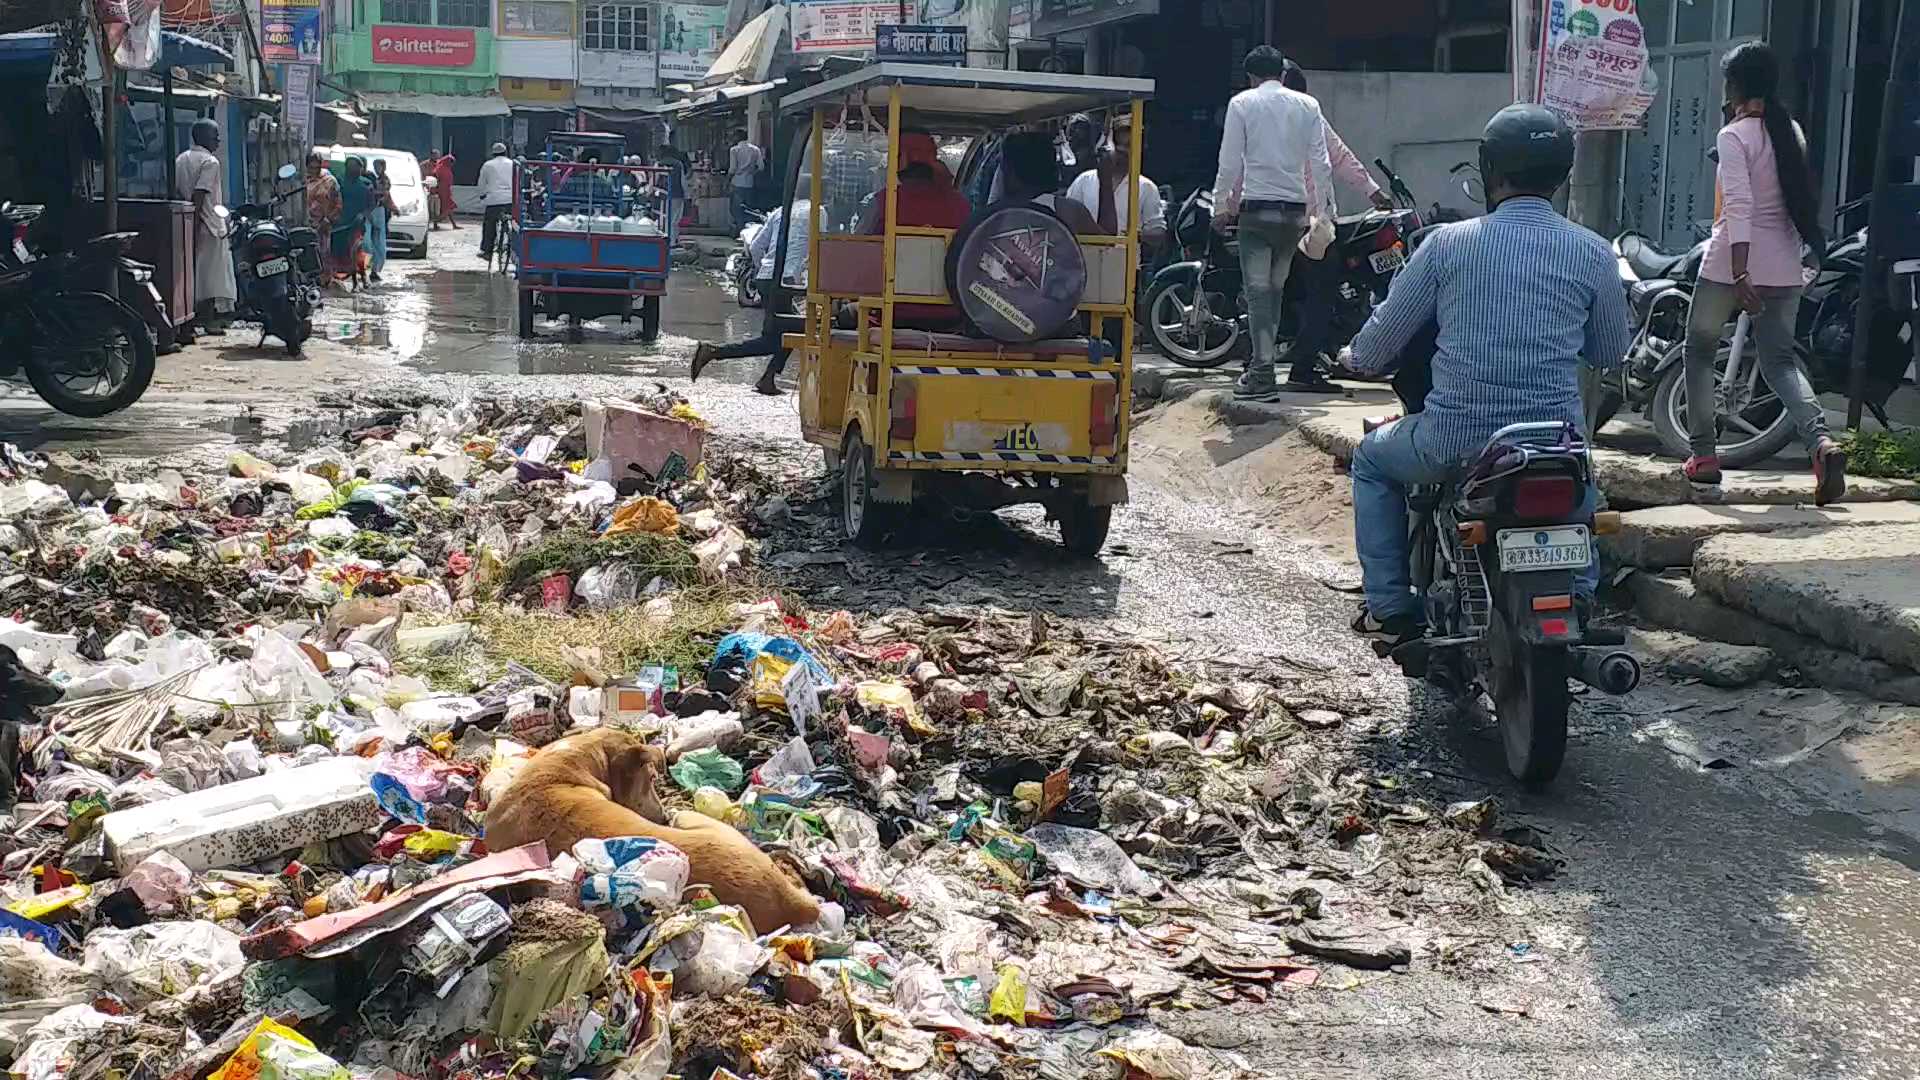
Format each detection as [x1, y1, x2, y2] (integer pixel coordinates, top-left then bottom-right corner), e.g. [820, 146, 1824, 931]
[102, 68, 120, 232]
[1845, 0, 1910, 430]
[162, 70, 178, 199]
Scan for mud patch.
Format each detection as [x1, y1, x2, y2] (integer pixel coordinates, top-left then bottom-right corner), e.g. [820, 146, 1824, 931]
[1131, 396, 1355, 556]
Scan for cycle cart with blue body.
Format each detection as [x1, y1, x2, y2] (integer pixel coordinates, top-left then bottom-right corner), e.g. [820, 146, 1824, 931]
[515, 131, 679, 341]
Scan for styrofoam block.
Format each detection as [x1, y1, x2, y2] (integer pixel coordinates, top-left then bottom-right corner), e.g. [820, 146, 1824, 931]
[101, 756, 385, 874]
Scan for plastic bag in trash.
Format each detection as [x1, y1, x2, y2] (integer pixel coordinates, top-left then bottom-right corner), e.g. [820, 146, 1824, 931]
[81, 920, 243, 1006]
[669, 747, 744, 793]
[256, 1030, 350, 1080]
[574, 836, 691, 921]
[575, 563, 643, 609]
[1024, 823, 1160, 897]
[208, 1017, 319, 1080]
[369, 746, 466, 825]
[710, 632, 829, 682]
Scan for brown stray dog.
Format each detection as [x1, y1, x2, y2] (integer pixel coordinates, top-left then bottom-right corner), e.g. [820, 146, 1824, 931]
[483, 727, 821, 934]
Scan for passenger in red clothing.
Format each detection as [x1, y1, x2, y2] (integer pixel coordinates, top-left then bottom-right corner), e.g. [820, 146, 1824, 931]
[861, 131, 973, 330]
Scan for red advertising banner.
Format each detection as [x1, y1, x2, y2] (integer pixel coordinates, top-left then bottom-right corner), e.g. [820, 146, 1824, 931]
[372, 24, 477, 67]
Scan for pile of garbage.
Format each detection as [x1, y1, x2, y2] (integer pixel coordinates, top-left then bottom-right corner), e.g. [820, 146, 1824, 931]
[0, 399, 1561, 1080]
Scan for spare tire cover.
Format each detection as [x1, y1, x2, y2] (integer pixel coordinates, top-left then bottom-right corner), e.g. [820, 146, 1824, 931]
[945, 204, 1087, 344]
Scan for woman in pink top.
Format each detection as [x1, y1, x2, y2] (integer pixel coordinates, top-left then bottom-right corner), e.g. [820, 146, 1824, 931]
[1681, 41, 1844, 503]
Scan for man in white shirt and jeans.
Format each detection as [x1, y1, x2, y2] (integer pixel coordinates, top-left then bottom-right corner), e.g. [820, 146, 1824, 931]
[1064, 116, 1167, 252]
[476, 142, 517, 261]
[728, 127, 763, 229]
[1213, 45, 1334, 401]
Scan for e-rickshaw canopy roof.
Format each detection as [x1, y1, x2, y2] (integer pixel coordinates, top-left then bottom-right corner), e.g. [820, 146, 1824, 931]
[778, 64, 1154, 127]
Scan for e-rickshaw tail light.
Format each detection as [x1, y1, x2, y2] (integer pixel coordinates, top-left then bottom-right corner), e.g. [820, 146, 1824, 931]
[1090, 382, 1119, 450]
[890, 377, 918, 441]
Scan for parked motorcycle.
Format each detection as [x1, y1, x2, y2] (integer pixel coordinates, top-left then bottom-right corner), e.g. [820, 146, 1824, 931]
[1, 202, 178, 355]
[1367, 335, 1638, 786]
[729, 208, 768, 308]
[1599, 196, 1913, 467]
[226, 163, 321, 356]
[1142, 159, 1422, 369]
[0, 209, 157, 417]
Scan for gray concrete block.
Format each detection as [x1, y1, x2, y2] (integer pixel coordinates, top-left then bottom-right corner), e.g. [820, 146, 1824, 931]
[1600, 502, 1920, 569]
[1691, 526, 1920, 672]
[1626, 572, 1920, 704]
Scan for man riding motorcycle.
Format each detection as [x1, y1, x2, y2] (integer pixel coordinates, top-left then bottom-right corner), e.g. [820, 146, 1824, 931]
[1343, 104, 1633, 646]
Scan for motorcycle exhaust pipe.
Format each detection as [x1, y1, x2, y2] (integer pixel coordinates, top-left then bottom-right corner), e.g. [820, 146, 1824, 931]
[1570, 647, 1640, 695]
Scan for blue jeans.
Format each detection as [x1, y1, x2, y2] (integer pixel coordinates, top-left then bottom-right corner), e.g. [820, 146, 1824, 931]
[731, 188, 753, 229]
[1237, 203, 1307, 381]
[368, 207, 388, 275]
[1352, 413, 1600, 621]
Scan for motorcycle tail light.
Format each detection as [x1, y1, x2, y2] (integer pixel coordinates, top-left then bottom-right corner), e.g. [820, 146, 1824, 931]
[1374, 223, 1400, 251]
[1512, 474, 1578, 517]
[889, 376, 918, 442]
[252, 234, 283, 255]
[1090, 381, 1118, 450]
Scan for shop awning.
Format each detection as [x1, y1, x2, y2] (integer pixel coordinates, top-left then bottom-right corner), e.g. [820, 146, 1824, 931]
[317, 102, 369, 128]
[705, 5, 785, 87]
[357, 91, 511, 117]
[158, 30, 233, 69]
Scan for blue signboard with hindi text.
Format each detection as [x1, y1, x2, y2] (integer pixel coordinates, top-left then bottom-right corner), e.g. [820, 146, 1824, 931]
[875, 24, 968, 65]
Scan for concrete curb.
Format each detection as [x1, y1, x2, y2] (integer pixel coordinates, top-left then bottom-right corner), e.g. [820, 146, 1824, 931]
[1691, 527, 1920, 672]
[1626, 573, 1920, 704]
[1601, 501, 1920, 569]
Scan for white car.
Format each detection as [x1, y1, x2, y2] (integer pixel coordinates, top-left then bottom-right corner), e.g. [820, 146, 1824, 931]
[326, 145, 430, 259]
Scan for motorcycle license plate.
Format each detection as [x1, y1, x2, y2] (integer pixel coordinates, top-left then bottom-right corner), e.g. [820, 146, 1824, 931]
[1368, 244, 1406, 275]
[1497, 525, 1592, 572]
[255, 257, 290, 277]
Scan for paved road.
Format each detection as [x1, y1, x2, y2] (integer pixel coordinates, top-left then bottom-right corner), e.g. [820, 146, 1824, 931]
[7, 237, 1920, 1079]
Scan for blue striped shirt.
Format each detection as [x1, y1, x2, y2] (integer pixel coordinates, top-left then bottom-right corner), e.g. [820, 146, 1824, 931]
[1348, 196, 1633, 464]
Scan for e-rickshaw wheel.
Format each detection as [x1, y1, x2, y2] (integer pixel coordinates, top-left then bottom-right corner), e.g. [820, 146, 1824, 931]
[841, 427, 900, 548]
[640, 294, 661, 343]
[517, 290, 535, 340]
[1057, 496, 1113, 557]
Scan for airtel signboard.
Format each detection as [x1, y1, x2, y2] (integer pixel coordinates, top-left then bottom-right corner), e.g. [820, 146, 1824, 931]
[372, 25, 476, 66]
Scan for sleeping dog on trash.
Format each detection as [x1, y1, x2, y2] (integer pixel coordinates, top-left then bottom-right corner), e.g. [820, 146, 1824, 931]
[483, 726, 821, 934]
[0, 644, 64, 812]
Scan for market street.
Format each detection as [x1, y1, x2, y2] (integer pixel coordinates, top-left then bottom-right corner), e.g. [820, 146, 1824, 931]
[6, 243, 1920, 1079]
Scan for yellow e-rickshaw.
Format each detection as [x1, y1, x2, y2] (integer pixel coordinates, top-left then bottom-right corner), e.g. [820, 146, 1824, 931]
[773, 65, 1155, 555]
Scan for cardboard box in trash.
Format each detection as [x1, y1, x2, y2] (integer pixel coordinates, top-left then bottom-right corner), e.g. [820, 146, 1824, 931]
[100, 757, 385, 875]
[586, 400, 705, 482]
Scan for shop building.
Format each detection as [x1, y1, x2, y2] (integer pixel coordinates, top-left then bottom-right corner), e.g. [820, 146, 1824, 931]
[327, 0, 506, 177]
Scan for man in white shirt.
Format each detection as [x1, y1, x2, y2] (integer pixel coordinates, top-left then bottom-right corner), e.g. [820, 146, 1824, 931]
[1064, 116, 1166, 255]
[476, 143, 516, 261]
[728, 128, 763, 229]
[173, 119, 236, 335]
[1213, 45, 1334, 401]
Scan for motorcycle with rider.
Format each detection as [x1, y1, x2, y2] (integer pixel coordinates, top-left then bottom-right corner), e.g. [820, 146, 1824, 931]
[1344, 104, 1640, 786]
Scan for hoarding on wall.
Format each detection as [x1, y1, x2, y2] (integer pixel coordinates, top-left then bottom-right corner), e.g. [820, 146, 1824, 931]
[283, 62, 315, 150]
[1513, 0, 1657, 131]
[794, 0, 1006, 58]
[659, 2, 728, 82]
[1032, 0, 1155, 37]
[790, 0, 899, 53]
[262, 0, 323, 64]
[1009, 0, 1031, 41]
[372, 24, 478, 67]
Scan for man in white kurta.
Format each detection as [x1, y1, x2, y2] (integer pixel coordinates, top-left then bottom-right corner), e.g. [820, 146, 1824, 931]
[174, 119, 237, 332]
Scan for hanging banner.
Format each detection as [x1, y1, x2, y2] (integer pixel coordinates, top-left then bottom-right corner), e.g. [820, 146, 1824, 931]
[790, 0, 898, 53]
[262, 0, 324, 64]
[1515, 0, 1657, 131]
[659, 3, 728, 82]
[94, 0, 161, 69]
[283, 62, 316, 150]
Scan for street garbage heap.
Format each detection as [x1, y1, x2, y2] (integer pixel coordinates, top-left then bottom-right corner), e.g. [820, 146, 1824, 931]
[0, 397, 1561, 1080]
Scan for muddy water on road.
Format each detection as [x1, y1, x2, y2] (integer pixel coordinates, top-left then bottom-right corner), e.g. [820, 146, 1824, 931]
[0, 236, 770, 463]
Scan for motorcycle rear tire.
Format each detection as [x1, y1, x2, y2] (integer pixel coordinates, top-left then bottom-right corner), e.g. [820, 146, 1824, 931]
[1649, 350, 1796, 469]
[1487, 604, 1567, 786]
[274, 307, 305, 356]
[25, 292, 156, 418]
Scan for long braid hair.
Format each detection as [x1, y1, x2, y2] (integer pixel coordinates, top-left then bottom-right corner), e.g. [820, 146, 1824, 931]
[1722, 41, 1824, 256]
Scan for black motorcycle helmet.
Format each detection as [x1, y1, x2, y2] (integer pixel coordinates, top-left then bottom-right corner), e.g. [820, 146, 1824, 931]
[1477, 103, 1575, 210]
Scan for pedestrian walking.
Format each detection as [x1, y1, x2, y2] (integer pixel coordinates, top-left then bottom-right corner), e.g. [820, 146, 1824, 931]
[428, 149, 459, 229]
[728, 127, 763, 229]
[1277, 62, 1392, 391]
[172, 119, 236, 336]
[477, 142, 516, 263]
[1211, 45, 1333, 401]
[368, 158, 395, 282]
[1680, 41, 1844, 503]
